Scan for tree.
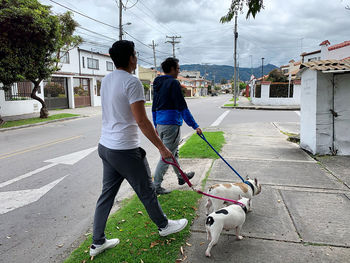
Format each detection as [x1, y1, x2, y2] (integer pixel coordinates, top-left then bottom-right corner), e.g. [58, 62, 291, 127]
[266, 68, 287, 82]
[220, 0, 264, 22]
[55, 12, 82, 68]
[220, 78, 227, 84]
[0, 0, 81, 119]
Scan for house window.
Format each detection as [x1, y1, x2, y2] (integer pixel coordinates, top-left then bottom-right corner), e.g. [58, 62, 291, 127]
[60, 51, 70, 63]
[87, 58, 99, 69]
[82, 57, 85, 68]
[106, 61, 114, 71]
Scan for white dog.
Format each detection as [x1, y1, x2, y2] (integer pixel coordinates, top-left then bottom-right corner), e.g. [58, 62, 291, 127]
[205, 197, 250, 257]
[205, 178, 261, 215]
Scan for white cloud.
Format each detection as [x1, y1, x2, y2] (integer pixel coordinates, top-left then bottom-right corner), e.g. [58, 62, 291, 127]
[41, 0, 350, 68]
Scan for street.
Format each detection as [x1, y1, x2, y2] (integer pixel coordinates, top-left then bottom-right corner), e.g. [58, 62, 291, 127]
[0, 94, 299, 263]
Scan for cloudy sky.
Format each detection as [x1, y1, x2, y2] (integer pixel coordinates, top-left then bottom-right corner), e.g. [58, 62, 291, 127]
[40, 0, 350, 68]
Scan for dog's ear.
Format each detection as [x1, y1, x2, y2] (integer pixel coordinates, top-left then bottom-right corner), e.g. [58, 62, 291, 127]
[246, 174, 250, 180]
[254, 178, 258, 184]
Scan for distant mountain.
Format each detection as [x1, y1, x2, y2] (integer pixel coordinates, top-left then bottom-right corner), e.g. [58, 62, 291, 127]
[178, 64, 278, 82]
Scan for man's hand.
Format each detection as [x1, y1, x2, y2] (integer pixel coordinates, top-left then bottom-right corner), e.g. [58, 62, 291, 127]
[196, 127, 203, 135]
[159, 146, 172, 159]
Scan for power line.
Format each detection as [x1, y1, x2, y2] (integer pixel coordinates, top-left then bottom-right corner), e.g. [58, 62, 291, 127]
[48, 0, 119, 30]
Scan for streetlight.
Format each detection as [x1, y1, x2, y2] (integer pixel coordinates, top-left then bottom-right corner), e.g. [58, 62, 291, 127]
[120, 22, 132, 40]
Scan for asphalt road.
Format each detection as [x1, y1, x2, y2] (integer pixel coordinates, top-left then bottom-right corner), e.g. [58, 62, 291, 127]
[0, 94, 299, 263]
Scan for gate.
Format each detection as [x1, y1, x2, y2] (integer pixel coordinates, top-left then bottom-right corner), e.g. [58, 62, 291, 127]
[44, 77, 69, 110]
[74, 78, 91, 107]
[333, 74, 350, 155]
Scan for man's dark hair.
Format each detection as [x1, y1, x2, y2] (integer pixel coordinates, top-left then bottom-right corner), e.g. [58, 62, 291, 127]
[109, 40, 135, 68]
[161, 57, 179, 73]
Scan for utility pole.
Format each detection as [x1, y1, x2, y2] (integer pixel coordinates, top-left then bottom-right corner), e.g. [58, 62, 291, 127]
[166, 36, 181, 58]
[149, 40, 158, 101]
[119, 0, 123, 40]
[261, 57, 265, 80]
[233, 14, 238, 105]
[250, 55, 253, 76]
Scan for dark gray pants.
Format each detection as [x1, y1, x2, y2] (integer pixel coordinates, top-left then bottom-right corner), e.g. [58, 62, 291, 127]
[154, 125, 182, 188]
[92, 144, 168, 245]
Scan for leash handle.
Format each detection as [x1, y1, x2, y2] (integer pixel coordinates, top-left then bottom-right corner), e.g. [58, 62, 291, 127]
[197, 132, 246, 183]
[162, 155, 246, 207]
[162, 156, 193, 187]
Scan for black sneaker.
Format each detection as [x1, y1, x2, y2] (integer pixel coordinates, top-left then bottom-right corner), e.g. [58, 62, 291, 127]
[178, 172, 195, 185]
[156, 187, 171, 194]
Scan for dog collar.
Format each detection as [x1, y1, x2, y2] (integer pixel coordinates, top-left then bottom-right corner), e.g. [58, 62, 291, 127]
[245, 181, 255, 194]
[240, 204, 248, 214]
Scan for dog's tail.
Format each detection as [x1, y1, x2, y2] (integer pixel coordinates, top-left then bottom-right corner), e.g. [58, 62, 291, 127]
[206, 216, 214, 226]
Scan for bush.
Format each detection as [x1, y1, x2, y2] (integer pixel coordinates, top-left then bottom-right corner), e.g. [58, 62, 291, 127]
[44, 82, 65, 97]
[74, 86, 88, 96]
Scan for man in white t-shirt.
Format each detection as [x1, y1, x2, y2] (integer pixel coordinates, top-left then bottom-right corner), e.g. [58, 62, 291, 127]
[90, 40, 188, 257]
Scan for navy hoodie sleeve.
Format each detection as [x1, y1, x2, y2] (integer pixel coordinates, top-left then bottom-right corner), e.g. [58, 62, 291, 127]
[171, 80, 199, 129]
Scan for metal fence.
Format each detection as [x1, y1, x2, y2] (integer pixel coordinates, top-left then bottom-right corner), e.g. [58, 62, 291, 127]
[4, 81, 33, 101]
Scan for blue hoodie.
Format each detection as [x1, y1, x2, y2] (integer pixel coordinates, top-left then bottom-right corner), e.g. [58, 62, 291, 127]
[152, 75, 199, 129]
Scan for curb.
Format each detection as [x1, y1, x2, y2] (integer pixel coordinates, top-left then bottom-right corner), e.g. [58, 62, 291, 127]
[0, 116, 82, 132]
[221, 105, 300, 111]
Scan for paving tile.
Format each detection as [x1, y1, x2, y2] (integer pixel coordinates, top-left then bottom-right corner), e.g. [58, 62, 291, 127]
[183, 232, 350, 263]
[209, 158, 345, 190]
[192, 186, 300, 242]
[281, 190, 350, 247]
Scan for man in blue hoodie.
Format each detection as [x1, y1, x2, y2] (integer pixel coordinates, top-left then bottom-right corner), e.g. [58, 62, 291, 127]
[152, 57, 202, 194]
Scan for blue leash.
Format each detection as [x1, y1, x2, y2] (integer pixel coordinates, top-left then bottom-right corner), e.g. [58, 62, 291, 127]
[197, 132, 250, 185]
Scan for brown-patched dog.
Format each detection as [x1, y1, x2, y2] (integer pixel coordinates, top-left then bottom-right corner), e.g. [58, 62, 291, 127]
[205, 178, 261, 215]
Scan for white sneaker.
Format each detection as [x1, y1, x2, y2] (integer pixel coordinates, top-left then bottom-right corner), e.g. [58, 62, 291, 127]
[159, 219, 188, 236]
[90, 238, 120, 256]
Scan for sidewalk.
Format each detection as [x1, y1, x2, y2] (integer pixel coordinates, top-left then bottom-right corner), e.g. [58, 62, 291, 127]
[222, 96, 300, 110]
[181, 122, 350, 262]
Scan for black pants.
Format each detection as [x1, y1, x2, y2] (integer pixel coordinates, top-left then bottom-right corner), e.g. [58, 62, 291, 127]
[92, 144, 168, 245]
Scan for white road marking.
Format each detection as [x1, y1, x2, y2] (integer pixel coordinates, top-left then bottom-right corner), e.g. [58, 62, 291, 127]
[0, 163, 57, 188]
[210, 110, 230, 127]
[0, 147, 97, 188]
[0, 175, 67, 215]
[44, 146, 97, 165]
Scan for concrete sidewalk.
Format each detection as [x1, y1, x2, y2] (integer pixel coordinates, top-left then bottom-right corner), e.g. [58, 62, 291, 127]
[222, 96, 300, 111]
[180, 122, 350, 262]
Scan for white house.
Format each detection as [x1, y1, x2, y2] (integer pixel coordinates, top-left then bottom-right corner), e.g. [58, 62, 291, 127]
[301, 40, 350, 62]
[299, 59, 350, 155]
[1, 47, 140, 117]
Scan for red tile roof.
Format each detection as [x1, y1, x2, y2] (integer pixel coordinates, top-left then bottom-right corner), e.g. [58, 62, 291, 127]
[328, 41, 350, 51]
[319, 40, 330, 46]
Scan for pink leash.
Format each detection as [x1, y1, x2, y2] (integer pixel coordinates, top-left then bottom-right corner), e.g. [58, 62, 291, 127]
[162, 156, 246, 208]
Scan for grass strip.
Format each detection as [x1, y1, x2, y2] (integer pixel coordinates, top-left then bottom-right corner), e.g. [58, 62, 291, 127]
[224, 103, 238, 107]
[0, 113, 79, 128]
[64, 190, 201, 263]
[179, 131, 225, 159]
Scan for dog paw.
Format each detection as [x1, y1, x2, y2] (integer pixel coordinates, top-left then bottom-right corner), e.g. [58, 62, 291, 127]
[205, 251, 211, 257]
[236, 235, 243, 240]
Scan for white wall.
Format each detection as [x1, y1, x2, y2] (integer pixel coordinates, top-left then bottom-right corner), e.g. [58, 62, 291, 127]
[300, 69, 318, 154]
[251, 83, 301, 105]
[0, 89, 44, 117]
[324, 45, 350, 60]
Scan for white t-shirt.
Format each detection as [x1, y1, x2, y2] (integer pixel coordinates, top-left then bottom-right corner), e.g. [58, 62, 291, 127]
[99, 69, 145, 150]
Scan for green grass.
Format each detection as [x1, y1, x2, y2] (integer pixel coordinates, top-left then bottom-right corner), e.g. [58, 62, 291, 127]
[229, 97, 239, 102]
[145, 102, 152, 106]
[224, 103, 238, 107]
[64, 190, 201, 263]
[179, 131, 225, 159]
[0, 113, 79, 128]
